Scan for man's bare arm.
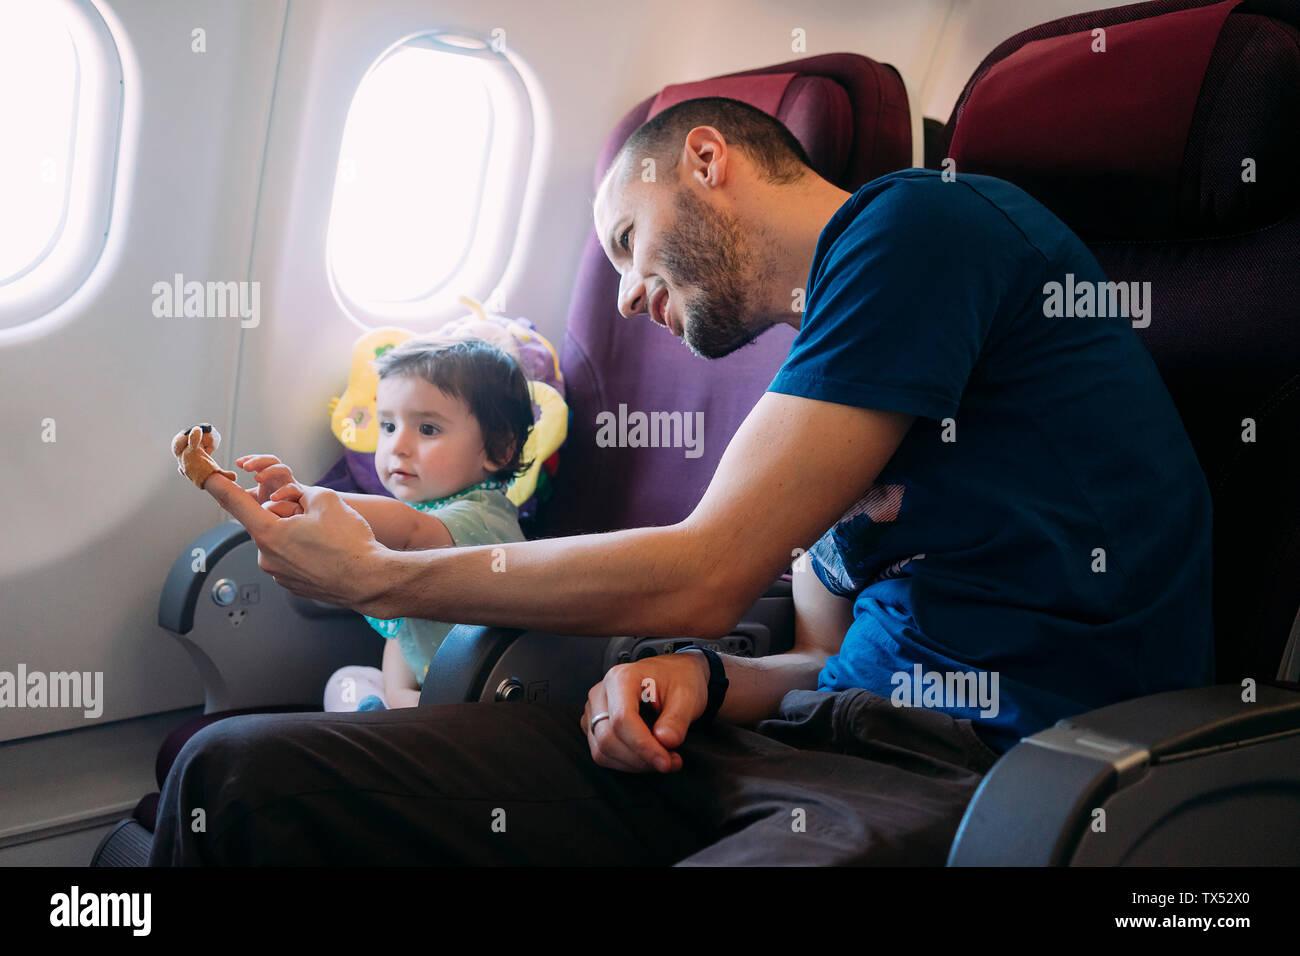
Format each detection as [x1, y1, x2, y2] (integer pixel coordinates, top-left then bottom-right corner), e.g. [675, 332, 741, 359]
[708, 560, 856, 725]
[234, 455, 430, 551]
[580, 531, 863, 773]
[364, 394, 912, 639]
[211, 394, 911, 775]
[214, 393, 909, 644]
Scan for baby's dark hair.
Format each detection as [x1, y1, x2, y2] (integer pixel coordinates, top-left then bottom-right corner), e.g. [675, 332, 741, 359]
[372, 337, 534, 483]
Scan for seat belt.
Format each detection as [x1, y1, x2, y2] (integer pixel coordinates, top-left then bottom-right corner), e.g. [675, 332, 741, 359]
[1278, 602, 1300, 683]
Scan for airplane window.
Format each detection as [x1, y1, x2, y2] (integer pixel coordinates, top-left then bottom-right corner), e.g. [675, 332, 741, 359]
[0, 6, 77, 284]
[328, 32, 534, 325]
[0, 0, 122, 330]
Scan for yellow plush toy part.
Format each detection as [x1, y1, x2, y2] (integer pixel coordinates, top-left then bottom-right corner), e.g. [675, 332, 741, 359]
[508, 379, 566, 506]
[328, 326, 414, 453]
[170, 424, 237, 489]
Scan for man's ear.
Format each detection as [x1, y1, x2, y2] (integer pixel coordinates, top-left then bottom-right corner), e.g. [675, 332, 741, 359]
[682, 125, 728, 189]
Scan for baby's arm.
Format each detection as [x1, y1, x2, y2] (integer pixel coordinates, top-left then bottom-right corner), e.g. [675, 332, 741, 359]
[792, 557, 855, 658]
[238, 454, 449, 550]
[268, 483, 453, 551]
[335, 494, 454, 552]
[397, 510, 456, 551]
[382, 638, 423, 709]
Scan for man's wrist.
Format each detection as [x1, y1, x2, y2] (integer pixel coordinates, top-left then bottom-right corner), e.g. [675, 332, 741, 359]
[674, 645, 729, 725]
[356, 542, 403, 618]
[678, 647, 712, 685]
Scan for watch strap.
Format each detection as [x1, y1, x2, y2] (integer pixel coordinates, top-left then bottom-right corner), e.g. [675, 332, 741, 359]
[675, 644, 729, 726]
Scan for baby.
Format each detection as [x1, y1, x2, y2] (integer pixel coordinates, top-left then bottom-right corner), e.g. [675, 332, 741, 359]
[239, 336, 534, 710]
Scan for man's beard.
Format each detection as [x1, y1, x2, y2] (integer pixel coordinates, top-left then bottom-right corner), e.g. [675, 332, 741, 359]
[656, 187, 768, 359]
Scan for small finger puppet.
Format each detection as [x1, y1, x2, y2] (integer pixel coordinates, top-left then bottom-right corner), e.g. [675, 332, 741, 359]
[170, 423, 238, 489]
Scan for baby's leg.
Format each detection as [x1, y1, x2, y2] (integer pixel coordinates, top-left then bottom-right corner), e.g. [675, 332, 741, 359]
[323, 665, 386, 712]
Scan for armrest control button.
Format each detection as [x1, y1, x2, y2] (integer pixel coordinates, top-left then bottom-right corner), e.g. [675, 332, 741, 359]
[495, 678, 525, 702]
[211, 578, 238, 607]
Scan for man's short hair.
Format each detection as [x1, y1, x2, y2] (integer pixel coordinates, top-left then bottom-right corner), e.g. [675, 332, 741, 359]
[610, 96, 813, 186]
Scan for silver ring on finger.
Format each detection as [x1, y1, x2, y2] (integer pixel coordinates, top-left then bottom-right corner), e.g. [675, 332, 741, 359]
[590, 711, 610, 733]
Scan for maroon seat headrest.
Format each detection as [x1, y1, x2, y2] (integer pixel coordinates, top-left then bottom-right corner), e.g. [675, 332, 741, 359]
[940, 0, 1300, 681]
[545, 54, 911, 537]
[592, 52, 910, 195]
[646, 72, 854, 189]
[945, 0, 1300, 239]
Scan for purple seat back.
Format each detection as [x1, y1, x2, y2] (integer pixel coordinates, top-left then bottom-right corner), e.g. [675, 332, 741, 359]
[539, 53, 911, 535]
[940, 0, 1300, 682]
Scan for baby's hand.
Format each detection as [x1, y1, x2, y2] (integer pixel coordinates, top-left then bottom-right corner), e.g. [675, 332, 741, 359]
[236, 454, 304, 516]
[266, 481, 308, 518]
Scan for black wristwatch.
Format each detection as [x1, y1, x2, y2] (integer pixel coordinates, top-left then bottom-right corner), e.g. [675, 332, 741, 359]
[674, 644, 729, 726]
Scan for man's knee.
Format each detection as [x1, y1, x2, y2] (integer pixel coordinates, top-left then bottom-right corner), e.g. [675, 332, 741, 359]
[152, 714, 289, 865]
[164, 713, 334, 829]
[172, 714, 284, 781]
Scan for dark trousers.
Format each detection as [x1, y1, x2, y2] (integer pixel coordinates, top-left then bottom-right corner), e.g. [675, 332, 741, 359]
[148, 688, 999, 865]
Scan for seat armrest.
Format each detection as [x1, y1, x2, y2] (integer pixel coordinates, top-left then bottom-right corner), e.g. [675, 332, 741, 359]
[418, 576, 797, 707]
[1060, 681, 1300, 758]
[948, 682, 1300, 865]
[158, 521, 249, 633]
[420, 625, 525, 705]
[158, 522, 380, 711]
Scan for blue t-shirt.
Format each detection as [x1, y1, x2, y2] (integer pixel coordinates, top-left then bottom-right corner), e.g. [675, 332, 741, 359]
[767, 168, 1213, 754]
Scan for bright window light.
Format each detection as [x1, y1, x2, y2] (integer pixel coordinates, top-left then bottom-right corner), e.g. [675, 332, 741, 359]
[0, 0, 122, 330]
[0, 4, 78, 284]
[328, 33, 534, 325]
[330, 48, 492, 302]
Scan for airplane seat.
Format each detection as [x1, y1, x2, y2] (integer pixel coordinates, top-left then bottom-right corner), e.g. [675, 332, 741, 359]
[931, 0, 1300, 863]
[91, 53, 913, 865]
[538, 52, 909, 536]
[94, 323, 569, 858]
[417, 52, 913, 706]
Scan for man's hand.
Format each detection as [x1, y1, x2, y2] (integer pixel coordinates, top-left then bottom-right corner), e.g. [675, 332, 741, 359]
[201, 473, 389, 612]
[236, 454, 304, 516]
[581, 651, 710, 773]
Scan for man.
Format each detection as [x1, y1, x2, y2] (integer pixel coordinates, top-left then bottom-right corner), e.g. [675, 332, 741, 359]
[150, 98, 1212, 865]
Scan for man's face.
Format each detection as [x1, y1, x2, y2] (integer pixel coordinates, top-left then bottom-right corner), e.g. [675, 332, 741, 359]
[595, 162, 769, 359]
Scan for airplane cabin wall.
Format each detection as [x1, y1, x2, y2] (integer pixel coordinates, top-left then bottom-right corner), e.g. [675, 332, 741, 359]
[0, 0, 285, 741]
[234, 0, 954, 522]
[3, 0, 1129, 742]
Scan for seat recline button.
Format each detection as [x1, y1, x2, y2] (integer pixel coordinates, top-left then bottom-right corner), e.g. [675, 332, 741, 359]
[211, 578, 238, 607]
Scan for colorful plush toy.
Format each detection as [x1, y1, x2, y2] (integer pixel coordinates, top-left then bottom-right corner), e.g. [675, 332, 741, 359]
[516, 380, 567, 503]
[325, 296, 568, 512]
[327, 326, 415, 453]
[170, 424, 237, 489]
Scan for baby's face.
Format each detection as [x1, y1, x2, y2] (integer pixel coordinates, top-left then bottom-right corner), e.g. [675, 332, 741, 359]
[375, 374, 498, 503]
